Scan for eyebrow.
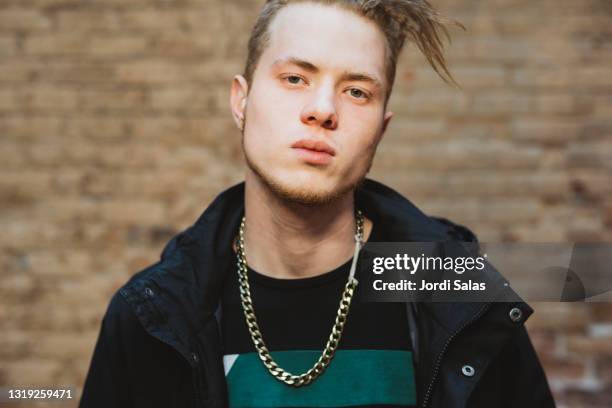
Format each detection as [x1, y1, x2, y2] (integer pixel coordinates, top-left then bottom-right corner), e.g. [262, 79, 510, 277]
[272, 56, 384, 90]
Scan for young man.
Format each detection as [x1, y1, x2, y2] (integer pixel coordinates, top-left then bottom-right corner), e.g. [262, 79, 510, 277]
[80, 1, 555, 407]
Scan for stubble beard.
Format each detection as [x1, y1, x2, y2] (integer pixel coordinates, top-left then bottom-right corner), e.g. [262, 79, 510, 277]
[241, 131, 374, 207]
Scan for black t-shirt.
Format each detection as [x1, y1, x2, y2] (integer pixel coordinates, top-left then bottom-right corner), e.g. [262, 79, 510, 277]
[221, 223, 417, 407]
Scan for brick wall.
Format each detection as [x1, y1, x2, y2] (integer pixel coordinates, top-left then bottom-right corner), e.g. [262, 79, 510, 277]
[0, 0, 610, 407]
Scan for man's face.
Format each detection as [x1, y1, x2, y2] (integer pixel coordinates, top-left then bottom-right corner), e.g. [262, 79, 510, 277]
[232, 2, 393, 205]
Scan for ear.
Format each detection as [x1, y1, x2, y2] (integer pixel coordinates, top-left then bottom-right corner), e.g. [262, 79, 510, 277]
[380, 110, 394, 138]
[230, 75, 249, 130]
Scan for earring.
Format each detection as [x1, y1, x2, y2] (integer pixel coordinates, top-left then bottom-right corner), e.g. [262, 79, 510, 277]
[238, 116, 244, 130]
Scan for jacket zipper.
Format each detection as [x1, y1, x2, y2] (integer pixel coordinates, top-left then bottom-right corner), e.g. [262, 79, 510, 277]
[421, 302, 492, 408]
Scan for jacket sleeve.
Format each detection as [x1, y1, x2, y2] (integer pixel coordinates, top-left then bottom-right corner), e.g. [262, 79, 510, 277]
[79, 231, 186, 407]
[79, 292, 135, 408]
[503, 325, 556, 407]
[471, 324, 556, 407]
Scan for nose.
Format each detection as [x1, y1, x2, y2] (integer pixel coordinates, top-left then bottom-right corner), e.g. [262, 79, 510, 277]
[300, 84, 338, 130]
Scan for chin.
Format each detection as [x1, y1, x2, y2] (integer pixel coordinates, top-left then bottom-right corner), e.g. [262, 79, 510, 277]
[279, 184, 342, 206]
[265, 174, 344, 206]
[247, 158, 360, 206]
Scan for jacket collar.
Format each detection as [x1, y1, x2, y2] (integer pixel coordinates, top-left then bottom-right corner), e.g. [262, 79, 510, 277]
[124, 178, 530, 372]
[151, 178, 471, 326]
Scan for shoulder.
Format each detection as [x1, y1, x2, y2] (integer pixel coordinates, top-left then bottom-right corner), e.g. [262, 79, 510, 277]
[430, 216, 479, 243]
[358, 179, 480, 243]
[114, 225, 195, 307]
[101, 287, 143, 339]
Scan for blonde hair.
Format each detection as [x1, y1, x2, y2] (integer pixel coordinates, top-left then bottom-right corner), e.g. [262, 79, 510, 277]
[243, 0, 464, 102]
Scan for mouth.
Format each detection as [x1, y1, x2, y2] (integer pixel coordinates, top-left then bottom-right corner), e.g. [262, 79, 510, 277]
[291, 139, 336, 165]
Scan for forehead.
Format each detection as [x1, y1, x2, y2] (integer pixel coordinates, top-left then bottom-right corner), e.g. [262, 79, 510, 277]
[262, 2, 388, 83]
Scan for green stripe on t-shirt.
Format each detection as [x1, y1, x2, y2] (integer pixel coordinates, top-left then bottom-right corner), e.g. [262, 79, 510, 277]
[225, 349, 416, 407]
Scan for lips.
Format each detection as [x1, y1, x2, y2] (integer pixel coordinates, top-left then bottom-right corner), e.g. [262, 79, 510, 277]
[291, 139, 336, 156]
[291, 139, 336, 165]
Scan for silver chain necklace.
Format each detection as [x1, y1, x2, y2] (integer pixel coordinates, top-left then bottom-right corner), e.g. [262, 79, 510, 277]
[235, 210, 365, 387]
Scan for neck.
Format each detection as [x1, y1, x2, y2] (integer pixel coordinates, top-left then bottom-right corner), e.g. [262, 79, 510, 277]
[239, 172, 372, 279]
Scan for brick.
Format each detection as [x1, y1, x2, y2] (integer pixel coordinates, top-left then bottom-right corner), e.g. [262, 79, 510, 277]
[56, 10, 121, 31]
[78, 89, 147, 111]
[24, 250, 95, 277]
[0, 36, 17, 58]
[116, 60, 193, 84]
[149, 31, 216, 58]
[0, 220, 72, 249]
[0, 331, 31, 361]
[30, 331, 98, 360]
[533, 94, 593, 115]
[100, 200, 166, 225]
[396, 63, 457, 90]
[0, 8, 51, 31]
[592, 96, 612, 120]
[0, 360, 60, 386]
[512, 119, 581, 146]
[470, 91, 534, 115]
[190, 61, 245, 84]
[119, 170, 188, 197]
[563, 385, 612, 408]
[25, 141, 65, 165]
[376, 142, 542, 171]
[589, 324, 612, 338]
[0, 141, 26, 168]
[484, 14, 541, 35]
[567, 209, 606, 240]
[529, 329, 558, 360]
[149, 87, 211, 111]
[22, 302, 104, 331]
[390, 92, 469, 115]
[0, 62, 37, 82]
[541, 357, 587, 380]
[379, 171, 569, 199]
[0, 89, 16, 111]
[576, 67, 612, 87]
[0, 273, 35, 300]
[507, 219, 567, 242]
[512, 67, 573, 88]
[18, 86, 80, 112]
[567, 142, 612, 169]
[526, 303, 589, 332]
[450, 66, 507, 88]
[128, 116, 237, 147]
[24, 34, 90, 55]
[424, 198, 540, 224]
[596, 357, 612, 384]
[34, 61, 116, 84]
[42, 141, 168, 169]
[121, 9, 189, 31]
[62, 117, 127, 140]
[447, 122, 509, 140]
[88, 36, 149, 58]
[590, 304, 612, 323]
[385, 119, 446, 140]
[567, 336, 612, 357]
[447, 36, 534, 63]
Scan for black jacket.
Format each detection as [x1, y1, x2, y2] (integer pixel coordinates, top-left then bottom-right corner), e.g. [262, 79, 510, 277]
[80, 179, 555, 408]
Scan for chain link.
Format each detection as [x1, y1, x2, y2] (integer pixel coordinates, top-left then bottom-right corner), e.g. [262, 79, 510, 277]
[236, 210, 364, 387]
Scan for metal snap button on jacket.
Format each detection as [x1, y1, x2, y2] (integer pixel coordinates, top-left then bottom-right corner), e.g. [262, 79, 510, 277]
[144, 287, 155, 298]
[509, 307, 523, 322]
[462, 365, 476, 377]
[191, 352, 199, 363]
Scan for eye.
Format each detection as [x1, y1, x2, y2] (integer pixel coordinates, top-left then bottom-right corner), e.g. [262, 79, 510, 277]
[348, 88, 368, 99]
[284, 75, 305, 85]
